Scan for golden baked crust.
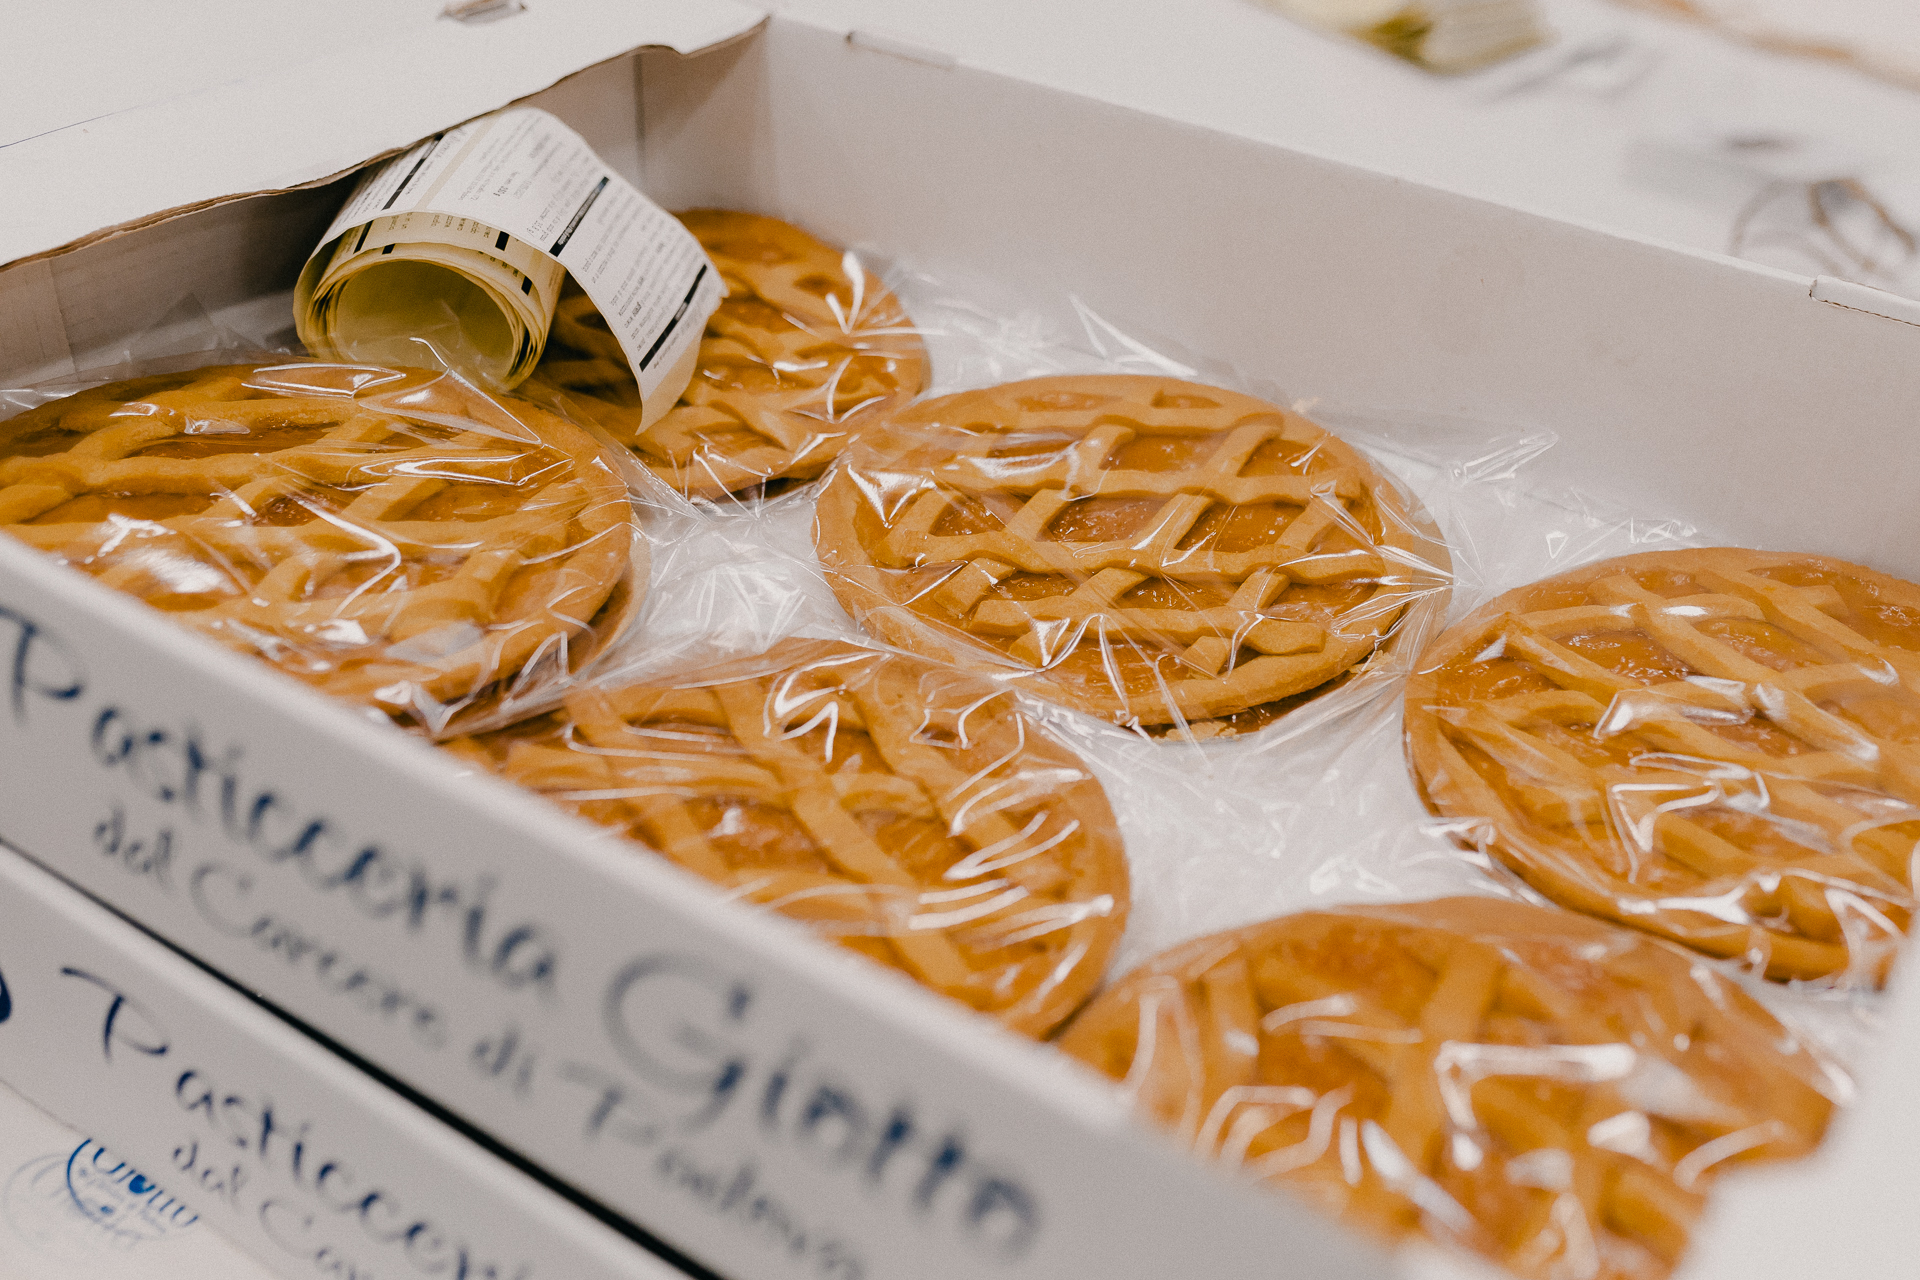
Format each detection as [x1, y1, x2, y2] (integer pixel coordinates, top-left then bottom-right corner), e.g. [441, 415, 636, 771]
[533, 209, 928, 499]
[447, 638, 1129, 1037]
[1404, 548, 1920, 982]
[1058, 897, 1835, 1280]
[0, 362, 639, 720]
[814, 375, 1445, 732]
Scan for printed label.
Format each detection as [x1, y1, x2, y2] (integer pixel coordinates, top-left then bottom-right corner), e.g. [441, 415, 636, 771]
[0, 556, 1345, 1280]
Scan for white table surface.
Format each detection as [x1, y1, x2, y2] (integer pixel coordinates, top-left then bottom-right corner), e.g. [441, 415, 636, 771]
[785, 0, 1920, 296]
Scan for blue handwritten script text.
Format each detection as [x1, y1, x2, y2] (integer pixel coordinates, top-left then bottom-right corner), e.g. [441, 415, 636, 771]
[60, 965, 534, 1280]
[3, 596, 1049, 1274]
[0, 604, 84, 723]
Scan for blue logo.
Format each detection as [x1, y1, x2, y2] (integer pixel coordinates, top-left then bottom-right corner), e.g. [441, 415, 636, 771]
[62, 1140, 197, 1240]
[0, 961, 10, 1024]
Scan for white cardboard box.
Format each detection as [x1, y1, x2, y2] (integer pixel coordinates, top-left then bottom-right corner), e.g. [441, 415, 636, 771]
[0, 840, 698, 1280]
[0, 1063, 274, 1278]
[3, 5, 1918, 1279]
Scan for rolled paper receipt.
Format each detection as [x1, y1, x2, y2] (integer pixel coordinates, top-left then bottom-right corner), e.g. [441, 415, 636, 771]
[299, 212, 565, 388]
[297, 107, 720, 421]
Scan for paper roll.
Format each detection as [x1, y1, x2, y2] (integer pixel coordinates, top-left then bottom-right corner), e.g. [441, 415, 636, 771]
[297, 212, 565, 390]
[296, 108, 722, 419]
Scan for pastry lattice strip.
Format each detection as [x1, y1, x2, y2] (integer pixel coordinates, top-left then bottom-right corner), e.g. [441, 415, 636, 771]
[525, 670, 1080, 995]
[0, 372, 601, 647]
[1436, 569, 1920, 941]
[1081, 914, 1821, 1270]
[549, 290, 851, 465]
[1186, 932, 1754, 1264]
[649, 256, 914, 462]
[546, 231, 919, 490]
[882, 404, 1391, 675]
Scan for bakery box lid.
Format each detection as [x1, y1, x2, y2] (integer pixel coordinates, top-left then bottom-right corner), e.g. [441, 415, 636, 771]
[0, 0, 766, 272]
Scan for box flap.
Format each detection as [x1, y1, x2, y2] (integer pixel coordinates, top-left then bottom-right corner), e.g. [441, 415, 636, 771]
[1, 0, 764, 271]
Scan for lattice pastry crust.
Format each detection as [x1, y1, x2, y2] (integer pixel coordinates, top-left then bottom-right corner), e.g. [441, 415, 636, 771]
[445, 638, 1129, 1037]
[0, 363, 640, 720]
[1059, 897, 1834, 1280]
[1406, 548, 1920, 982]
[815, 375, 1446, 732]
[533, 209, 928, 499]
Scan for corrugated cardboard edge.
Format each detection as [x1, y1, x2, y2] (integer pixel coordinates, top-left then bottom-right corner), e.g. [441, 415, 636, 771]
[0, 18, 768, 276]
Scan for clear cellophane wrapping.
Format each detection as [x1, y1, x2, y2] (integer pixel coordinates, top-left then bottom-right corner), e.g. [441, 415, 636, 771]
[1403, 547, 1919, 992]
[440, 636, 1132, 1039]
[3, 259, 1890, 1279]
[1056, 896, 1842, 1280]
[0, 347, 648, 738]
[524, 210, 929, 505]
[504, 265, 1880, 1279]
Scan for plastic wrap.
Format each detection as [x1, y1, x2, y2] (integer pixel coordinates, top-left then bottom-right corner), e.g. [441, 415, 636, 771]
[4, 253, 1892, 1280]
[443, 637, 1129, 1037]
[813, 374, 1453, 739]
[1057, 896, 1840, 1280]
[0, 359, 645, 733]
[529, 210, 929, 502]
[1405, 547, 1920, 986]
